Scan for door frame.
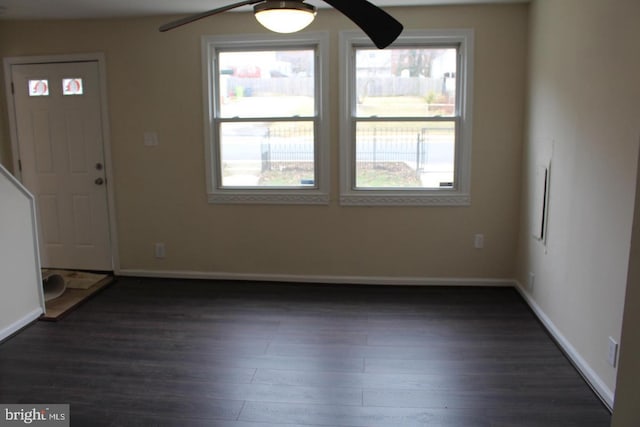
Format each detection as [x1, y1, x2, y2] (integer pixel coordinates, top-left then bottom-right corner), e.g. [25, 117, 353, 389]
[3, 52, 120, 272]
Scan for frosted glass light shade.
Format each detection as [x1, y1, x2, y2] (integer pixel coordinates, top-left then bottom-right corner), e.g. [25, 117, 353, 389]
[254, 1, 316, 34]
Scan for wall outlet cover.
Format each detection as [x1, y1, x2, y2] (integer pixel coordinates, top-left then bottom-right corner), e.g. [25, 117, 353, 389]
[474, 234, 484, 249]
[154, 242, 166, 259]
[608, 336, 618, 367]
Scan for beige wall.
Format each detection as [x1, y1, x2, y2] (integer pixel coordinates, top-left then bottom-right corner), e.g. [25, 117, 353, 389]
[0, 4, 528, 279]
[518, 0, 640, 400]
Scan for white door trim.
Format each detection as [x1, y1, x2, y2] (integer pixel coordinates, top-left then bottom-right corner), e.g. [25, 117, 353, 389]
[3, 53, 120, 273]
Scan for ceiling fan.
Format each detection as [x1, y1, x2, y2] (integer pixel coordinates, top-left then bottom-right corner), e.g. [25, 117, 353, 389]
[159, 0, 403, 49]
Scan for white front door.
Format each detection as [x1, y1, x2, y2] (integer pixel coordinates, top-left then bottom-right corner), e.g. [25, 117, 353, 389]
[11, 61, 112, 270]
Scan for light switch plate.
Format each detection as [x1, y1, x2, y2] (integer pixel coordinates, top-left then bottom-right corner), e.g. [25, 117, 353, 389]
[144, 131, 158, 146]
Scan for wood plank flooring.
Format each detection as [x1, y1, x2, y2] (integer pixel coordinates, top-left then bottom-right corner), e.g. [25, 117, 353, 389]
[0, 277, 611, 426]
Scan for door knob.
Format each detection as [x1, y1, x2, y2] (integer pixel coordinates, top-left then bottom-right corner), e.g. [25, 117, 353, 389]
[95, 177, 104, 185]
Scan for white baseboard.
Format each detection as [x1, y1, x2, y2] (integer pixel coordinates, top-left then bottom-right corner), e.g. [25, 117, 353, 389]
[117, 268, 515, 287]
[0, 307, 42, 342]
[514, 282, 614, 411]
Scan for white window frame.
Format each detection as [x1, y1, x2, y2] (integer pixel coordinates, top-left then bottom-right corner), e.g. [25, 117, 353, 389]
[202, 32, 330, 204]
[339, 29, 474, 206]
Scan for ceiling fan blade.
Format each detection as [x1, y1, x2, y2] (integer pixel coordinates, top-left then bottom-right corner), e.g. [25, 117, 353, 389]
[321, 0, 402, 49]
[159, 0, 264, 32]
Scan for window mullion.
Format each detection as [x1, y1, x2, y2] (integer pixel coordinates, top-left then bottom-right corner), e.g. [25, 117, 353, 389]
[215, 116, 316, 123]
[353, 116, 457, 123]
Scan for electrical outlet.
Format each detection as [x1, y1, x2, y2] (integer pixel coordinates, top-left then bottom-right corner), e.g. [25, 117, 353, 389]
[155, 242, 166, 259]
[144, 131, 159, 147]
[608, 337, 618, 367]
[474, 234, 484, 249]
[528, 272, 535, 291]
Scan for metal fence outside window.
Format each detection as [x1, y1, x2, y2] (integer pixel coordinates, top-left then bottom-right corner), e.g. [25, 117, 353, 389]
[355, 128, 429, 177]
[261, 127, 314, 172]
[261, 126, 431, 178]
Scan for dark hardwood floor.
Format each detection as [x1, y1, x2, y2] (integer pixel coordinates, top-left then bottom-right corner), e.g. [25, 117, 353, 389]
[0, 278, 611, 426]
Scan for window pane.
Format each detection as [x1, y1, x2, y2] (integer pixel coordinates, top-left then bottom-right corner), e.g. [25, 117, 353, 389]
[355, 121, 455, 189]
[218, 50, 315, 118]
[355, 48, 457, 118]
[28, 79, 49, 96]
[62, 78, 83, 95]
[220, 121, 315, 187]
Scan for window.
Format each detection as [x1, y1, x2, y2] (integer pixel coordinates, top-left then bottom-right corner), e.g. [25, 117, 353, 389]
[62, 78, 83, 95]
[202, 33, 329, 204]
[28, 79, 49, 96]
[28, 78, 85, 97]
[339, 30, 474, 206]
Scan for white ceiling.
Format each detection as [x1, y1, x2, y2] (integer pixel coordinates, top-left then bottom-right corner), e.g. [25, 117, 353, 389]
[0, 0, 527, 20]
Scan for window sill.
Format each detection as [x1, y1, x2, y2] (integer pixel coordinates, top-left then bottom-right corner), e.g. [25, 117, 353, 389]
[339, 191, 470, 206]
[208, 191, 330, 205]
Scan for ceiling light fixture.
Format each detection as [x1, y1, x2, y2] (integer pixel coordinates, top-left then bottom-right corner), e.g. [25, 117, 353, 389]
[254, 1, 317, 34]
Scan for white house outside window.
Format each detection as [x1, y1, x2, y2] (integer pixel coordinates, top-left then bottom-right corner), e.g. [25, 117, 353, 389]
[339, 30, 474, 206]
[202, 33, 329, 204]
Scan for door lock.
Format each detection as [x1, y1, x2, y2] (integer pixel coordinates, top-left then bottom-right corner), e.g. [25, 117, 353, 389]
[95, 177, 104, 185]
